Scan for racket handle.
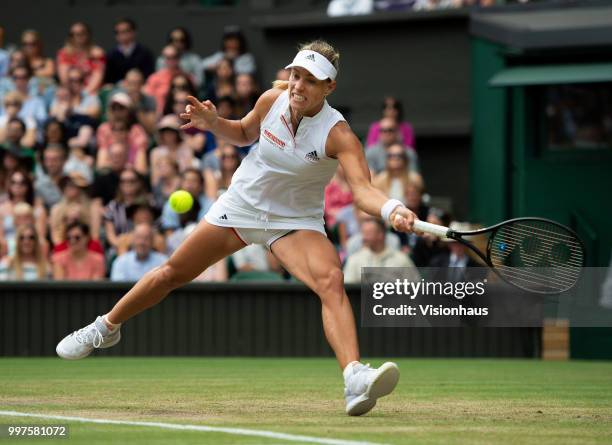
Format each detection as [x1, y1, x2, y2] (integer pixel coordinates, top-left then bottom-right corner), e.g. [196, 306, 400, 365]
[414, 220, 450, 238]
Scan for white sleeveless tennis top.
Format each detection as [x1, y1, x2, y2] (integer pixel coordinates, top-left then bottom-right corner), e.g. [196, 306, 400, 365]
[205, 90, 345, 233]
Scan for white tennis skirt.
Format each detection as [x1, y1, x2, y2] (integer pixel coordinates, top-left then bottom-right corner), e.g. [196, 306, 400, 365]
[204, 192, 326, 246]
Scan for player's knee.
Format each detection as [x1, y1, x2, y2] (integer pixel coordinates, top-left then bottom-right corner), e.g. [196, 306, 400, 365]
[315, 267, 345, 304]
[154, 263, 187, 290]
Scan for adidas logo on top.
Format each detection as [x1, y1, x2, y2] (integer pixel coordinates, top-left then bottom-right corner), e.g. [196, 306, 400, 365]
[220, 214, 228, 220]
[305, 53, 315, 62]
[305, 151, 319, 162]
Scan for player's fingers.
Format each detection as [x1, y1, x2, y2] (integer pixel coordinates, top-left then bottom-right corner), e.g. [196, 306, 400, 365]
[179, 112, 191, 120]
[180, 122, 194, 130]
[186, 95, 204, 109]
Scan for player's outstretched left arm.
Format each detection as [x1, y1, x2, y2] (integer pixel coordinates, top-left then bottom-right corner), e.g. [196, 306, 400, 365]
[327, 121, 417, 233]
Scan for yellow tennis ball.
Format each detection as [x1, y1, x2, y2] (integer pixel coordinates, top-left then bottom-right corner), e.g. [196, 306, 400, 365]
[169, 190, 194, 214]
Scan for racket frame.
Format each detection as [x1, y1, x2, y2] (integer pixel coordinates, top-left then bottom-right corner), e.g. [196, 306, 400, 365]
[413, 217, 586, 294]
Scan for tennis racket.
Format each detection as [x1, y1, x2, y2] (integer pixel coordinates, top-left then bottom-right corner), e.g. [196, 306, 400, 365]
[411, 217, 586, 294]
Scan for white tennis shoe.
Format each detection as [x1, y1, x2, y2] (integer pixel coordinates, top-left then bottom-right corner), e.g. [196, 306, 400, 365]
[56, 316, 121, 360]
[344, 362, 400, 416]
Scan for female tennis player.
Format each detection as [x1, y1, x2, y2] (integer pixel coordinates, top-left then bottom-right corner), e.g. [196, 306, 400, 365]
[57, 40, 417, 416]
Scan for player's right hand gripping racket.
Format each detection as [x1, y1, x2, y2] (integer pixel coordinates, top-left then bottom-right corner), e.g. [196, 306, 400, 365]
[412, 217, 586, 294]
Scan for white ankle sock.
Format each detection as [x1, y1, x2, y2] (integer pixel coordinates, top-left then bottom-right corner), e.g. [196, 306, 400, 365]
[103, 315, 121, 332]
[343, 361, 362, 380]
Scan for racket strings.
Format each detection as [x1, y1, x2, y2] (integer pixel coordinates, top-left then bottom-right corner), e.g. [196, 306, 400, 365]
[488, 220, 584, 293]
[497, 224, 583, 249]
[491, 232, 584, 267]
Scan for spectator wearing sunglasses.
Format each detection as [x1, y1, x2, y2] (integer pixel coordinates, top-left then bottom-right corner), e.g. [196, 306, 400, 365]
[0, 170, 47, 257]
[0, 224, 50, 280]
[57, 22, 106, 94]
[156, 27, 202, 88]
[366, 96, 414, 148]
[105, 18, 155, 85]
[145, 45, 192, 115]
[51, 221, 105, 280]
[20, 29, 55, 80]
[96, 92, 148, 174]
[365, 117, 419, 175]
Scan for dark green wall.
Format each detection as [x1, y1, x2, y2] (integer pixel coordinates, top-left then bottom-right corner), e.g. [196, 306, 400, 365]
[0, 282, 540, 358]
[470, 38, 507, 225]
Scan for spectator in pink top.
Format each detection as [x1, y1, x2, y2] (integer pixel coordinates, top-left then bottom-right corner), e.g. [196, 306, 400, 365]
[324, 165, 353, 229]
[96, 92, 148, 175]
[366, 96, 414, 149]
[144, 45, 189, 116]
[51, 221, 105, 280]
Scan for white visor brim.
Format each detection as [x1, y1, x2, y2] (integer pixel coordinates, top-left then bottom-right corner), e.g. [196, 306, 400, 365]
[285, 50, 337, 81]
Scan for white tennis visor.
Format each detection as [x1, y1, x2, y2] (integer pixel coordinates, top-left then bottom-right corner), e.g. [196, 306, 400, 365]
[285, 50, 337, 81]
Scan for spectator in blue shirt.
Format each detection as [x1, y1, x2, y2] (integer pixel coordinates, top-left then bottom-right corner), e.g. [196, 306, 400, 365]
[160, 167, 213, 235]
[110, 223, 167, 281]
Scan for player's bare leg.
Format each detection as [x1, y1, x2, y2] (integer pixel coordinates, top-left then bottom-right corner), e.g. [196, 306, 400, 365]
[271, 230, 399, 415]
[56, 221, 245, 359]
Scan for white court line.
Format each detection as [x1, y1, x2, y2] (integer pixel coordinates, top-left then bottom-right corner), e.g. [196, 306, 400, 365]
[0, 410, 385, 445]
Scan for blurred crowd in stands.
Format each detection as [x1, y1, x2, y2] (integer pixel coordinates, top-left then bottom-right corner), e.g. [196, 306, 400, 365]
[327, 0, 532, 16]
[0, 19, 476, 283]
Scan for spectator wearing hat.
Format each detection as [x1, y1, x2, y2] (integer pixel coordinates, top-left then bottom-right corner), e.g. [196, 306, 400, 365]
[104, 18, 155, 85]
[160, 168, 212, 235]
[52, 221, 105, 280]
[201, 26, 256, 85]
[115, 201, 165, 256]
[146, 45, 191, 115]
[343, 218, 419, 283]
[149, 114, 198, 185]
[366, 118, 419, 175]
[0, 224, 50, 280]
[0, 92, 37, 149]
[49, 173, 93, 246]
[96, 92, 148, 174]
[110, 222, 168, 281]
[156, 27, 202, 88]
[34, 143, 68, 208]
[0, 118, 36, 172]
[114, 68, 157, 134]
